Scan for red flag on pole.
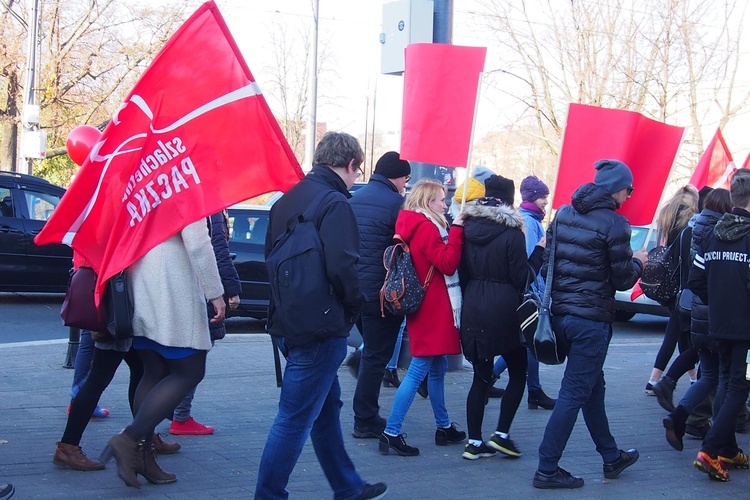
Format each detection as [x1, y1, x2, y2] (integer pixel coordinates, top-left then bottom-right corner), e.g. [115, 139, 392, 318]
[554, 104, 685, 226]
[35, 1, 303, 303]
[400, 44, 487, 168]
[689, 128, 735, 190]
[742, 153, 750, 170]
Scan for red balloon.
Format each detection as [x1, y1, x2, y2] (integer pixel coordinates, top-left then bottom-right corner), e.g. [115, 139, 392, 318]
[66, 125, 102, 166]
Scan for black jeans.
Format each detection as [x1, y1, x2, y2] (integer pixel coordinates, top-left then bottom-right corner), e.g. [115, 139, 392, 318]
[352, 301, 403, 426]
[702, 339, 750, 457]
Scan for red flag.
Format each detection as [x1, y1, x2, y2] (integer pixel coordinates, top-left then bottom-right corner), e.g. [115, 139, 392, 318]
[689, 128, 735, 190]
[742, 153, 750, 170]
[35, 1, 303, 303]
[554, 104, 685, 226]
[630, 280, 644, 301]
[400, 44, 487, 168]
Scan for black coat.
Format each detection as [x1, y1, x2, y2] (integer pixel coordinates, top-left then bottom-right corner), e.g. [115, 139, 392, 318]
[688, 208, 750, 341]
[546, 183, 642, 323]
[349, 174, 404, 303]
[459, 203, 543, 362]
[265, 165, 364, 331]
[689, 209, 721, 341]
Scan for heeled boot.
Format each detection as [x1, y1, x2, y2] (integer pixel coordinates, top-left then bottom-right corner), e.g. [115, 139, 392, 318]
[136, 440, 177, 485]
[383, 369, 401, 388]
[528, 389, 556, 410]
[100, 432, 140, 488]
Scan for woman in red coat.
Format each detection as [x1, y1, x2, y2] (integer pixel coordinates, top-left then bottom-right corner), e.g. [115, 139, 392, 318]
[379, 179, 466, 457]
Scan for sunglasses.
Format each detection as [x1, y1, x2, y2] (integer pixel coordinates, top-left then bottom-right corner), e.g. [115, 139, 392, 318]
[626, 186, 634, 196]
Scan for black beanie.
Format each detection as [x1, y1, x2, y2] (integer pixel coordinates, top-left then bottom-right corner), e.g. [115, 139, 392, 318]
[484, 174, 515, 205]
[374, 151, 411, 179]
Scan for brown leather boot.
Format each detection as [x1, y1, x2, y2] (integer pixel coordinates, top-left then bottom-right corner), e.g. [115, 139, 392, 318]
[136, 440, 177, 485]
[53, 442, 105, 471]
[101, 433, 140, 488]
[152, 433, 181, 455]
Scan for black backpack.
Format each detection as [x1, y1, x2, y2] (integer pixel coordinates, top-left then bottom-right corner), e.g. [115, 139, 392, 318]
[640, 229, 685, 305]
[266, 190, 345, 345]
[379, 236, 434, 317]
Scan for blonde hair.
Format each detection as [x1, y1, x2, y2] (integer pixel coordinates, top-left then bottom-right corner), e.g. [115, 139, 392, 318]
[405, 179, 448, 228]
[656, 185, 699, 242]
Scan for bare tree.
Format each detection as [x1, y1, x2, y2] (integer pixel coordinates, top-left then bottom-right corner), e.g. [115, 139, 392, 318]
[0, 0, 192, 179]
[472, 0, 749, 184]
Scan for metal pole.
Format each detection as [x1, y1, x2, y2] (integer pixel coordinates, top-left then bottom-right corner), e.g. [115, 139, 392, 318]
[432, 0, 453, 43]
[63, 327, 80, 369]
[370, 76, 377, 174]
[302, 0, 319, 171]
[20, 0, 40, 175]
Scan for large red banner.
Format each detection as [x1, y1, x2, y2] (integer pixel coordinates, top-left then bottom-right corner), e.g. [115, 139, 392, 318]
[35, 1, 303, 302]
[400, 43, 487, 168]
[689, 128, 735, 190]
[554, 104, 685, 226]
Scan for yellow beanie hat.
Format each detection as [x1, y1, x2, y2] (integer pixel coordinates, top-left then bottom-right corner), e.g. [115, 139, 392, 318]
[454, 177, 486, 203]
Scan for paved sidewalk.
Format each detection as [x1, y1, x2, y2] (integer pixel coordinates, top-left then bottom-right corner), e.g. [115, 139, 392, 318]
[0, 332, 748, 499]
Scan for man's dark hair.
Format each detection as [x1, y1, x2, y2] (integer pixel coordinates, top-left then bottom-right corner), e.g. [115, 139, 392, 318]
[313, 132, 364, 169]
[730, 169, 750, 209]
[703, 188, 732, 214]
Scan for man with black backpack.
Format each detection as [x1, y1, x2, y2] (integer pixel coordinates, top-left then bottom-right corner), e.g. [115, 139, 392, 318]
[255, 132, 387, 500]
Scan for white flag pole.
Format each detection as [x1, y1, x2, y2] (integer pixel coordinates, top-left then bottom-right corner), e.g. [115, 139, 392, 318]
[460, 71, 485, 213]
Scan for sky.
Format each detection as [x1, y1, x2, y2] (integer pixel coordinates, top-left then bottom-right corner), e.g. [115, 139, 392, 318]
[213, 0, 750, 167]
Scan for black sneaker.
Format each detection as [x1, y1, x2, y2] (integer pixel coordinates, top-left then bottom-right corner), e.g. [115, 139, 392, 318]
[487, 434, 521, 457]
[462, 442, 497, 460]
[533, 467, 584, 489]
[379, 432, 419, 456]
[435, 423, 466, 446]
[353, 419, 386, 439]
[603, 449, 639, 479]
[644, 382, 655, 396]
[686, 422, 711, 440]
[354, 482, 388, 500]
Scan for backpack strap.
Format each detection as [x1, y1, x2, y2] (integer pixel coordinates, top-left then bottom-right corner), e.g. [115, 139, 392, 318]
[283, 189, 340, 233]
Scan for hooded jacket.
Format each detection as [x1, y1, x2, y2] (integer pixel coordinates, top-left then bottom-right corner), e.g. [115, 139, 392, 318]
[546, 183, 642, 322]
[349, 174, 404, 303]
[395, 210, 463, 357]
[459, 203, 543, 361]
[688, 209, 722, 341]
[688, 208, 750, 341]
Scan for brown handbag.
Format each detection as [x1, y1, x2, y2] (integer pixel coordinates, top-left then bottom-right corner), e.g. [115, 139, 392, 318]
[60, 266, 108, 332]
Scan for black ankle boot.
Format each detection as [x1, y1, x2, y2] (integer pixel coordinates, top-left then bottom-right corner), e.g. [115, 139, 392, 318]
[383, 369, 401, 388]
[435, 423, 466, 446]
[528, 389, 556, 410]
[379, 432, 419, 456]
[664, 405, 688, 451]
[653, 376, 676, 412]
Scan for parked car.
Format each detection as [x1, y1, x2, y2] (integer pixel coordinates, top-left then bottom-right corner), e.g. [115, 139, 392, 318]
[613, 225, 670, 321]
[0, 171, 72, 292]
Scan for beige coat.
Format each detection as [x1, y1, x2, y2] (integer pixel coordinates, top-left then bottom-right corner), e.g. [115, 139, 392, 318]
[130, 219, 224, 350]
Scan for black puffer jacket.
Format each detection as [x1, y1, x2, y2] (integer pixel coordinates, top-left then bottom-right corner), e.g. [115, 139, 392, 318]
[349, 174, 404, 303]
[546, 183, 642, 323]
[689, 209, 722, 343]
[459, 202, 543, 361]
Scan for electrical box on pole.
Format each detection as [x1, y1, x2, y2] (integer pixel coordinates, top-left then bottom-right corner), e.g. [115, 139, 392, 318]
[380, 0, 433, 75]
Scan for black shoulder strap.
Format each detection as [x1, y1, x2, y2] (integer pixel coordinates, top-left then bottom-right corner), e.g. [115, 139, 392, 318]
[302, 189, 339, 224]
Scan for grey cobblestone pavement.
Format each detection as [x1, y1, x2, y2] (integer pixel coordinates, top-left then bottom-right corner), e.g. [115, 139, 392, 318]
[1, 331, 748, 499]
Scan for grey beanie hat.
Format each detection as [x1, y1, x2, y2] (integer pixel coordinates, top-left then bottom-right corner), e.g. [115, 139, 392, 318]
[594, 159, 633, 194]
[471, 165, 494, 184]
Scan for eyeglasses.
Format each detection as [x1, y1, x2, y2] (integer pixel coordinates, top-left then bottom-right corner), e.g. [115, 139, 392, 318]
[626, 186, 635, 196]
[357, 166, 365, 178]
[405, 175, 411, 182]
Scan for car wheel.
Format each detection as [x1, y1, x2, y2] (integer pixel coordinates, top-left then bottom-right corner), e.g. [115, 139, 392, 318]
[615, 310, 636, 322]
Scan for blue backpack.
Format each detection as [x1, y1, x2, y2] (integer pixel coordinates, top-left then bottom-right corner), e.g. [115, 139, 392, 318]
[265, 190, 345, 345]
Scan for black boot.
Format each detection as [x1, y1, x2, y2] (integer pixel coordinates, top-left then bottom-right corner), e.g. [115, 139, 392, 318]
[528, 389, 556, 410]
[664, 405, 688, 451]
[653, 376, 676, 412]
[383, 368, 401, 388]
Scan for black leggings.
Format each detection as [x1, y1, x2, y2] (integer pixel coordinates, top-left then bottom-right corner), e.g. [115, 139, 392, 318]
[466, 345, 527, 440]
[61, 347, 143, 446]
[653, 306, 691, 371]
[124, 349, 207, 441]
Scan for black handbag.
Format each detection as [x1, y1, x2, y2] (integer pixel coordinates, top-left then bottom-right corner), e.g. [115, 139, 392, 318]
[517, 278, 540, 349]
[106, 270, 134, 340]
[532, 216, 569, 365]
[60, 266, 109, 332]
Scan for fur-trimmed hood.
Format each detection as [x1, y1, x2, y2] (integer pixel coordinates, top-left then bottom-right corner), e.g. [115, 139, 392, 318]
[462, 203, 525, 245]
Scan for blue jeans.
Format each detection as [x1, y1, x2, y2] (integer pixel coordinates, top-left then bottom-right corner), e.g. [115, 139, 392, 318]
[494, 348, 541, 392]
[677, 347, 719, 414]
[386, 320, 406, 370]
[255, 336, 365, 500]
[538, 316, 619, 472]
[385, 355, 450, 435]
[71, 330, 94, 399]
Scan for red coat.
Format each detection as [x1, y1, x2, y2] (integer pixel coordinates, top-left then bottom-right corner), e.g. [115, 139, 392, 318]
[395, 210, 464, 357]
